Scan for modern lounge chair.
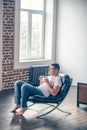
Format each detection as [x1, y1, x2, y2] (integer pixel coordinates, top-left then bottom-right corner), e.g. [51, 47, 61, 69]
[28, 71, 72, 118]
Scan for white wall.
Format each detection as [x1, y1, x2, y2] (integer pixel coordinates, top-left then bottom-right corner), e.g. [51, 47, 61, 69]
[56, 0, 87, 85]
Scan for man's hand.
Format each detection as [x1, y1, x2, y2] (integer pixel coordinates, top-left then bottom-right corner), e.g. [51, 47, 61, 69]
[39, 76, 45, 84]
[44, 77, 50, 84]
[39, 76, 44, 81]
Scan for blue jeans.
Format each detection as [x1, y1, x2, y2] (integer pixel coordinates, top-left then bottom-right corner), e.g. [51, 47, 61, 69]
[14, 80, 44, 108]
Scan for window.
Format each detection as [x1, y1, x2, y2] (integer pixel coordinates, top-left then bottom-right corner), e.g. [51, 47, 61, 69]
[20, 0, 45, 60]
[14, 0, 57, 69]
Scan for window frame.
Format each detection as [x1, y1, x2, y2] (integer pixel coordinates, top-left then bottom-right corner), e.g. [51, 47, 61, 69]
[14, 0, 57, 69]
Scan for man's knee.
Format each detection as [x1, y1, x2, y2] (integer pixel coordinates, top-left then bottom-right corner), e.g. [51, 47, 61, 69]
[14, 80, 21, 86]
[21, 84, 28, 91]
[14, 80, 25, 90]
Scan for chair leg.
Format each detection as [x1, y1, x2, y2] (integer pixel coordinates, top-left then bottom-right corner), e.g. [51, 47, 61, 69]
[56, 108, 71, 115]
[47, 104, 71, 115]
[36, 104, 59, 118]
[28, 102, 35, 107]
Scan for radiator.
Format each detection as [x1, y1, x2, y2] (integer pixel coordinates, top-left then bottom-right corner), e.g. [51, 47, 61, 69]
[29, 65, 49, 86]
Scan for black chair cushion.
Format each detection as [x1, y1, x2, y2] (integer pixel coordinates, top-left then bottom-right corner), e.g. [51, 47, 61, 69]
[59, 74, 71, 98]
[28, 74, 72, 104]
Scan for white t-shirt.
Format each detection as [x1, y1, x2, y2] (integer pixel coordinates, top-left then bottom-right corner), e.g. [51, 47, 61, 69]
[38, 75, 62, 97]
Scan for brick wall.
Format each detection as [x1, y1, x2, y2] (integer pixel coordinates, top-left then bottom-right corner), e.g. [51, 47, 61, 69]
[2, 0, 29, 89]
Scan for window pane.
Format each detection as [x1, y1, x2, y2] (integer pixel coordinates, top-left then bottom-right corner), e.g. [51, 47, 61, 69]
[20, 0, 45, 61]
[30, 14, 43, 58]
[21, 0, 44, 10]
[20, 11, 29, 60]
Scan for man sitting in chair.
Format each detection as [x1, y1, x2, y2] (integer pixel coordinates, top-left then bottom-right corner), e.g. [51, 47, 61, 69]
[11, 63, 62, 116]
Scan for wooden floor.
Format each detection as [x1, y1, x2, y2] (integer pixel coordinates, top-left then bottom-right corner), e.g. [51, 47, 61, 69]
[0, 86, 87, 130]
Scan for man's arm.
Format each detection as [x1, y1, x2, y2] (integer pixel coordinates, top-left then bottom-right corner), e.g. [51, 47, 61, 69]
[44, 78, 60, 96]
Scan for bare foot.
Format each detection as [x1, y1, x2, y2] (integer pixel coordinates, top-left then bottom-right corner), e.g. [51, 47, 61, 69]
[10, 104, 20, 113]
[16, 108, 27, 116]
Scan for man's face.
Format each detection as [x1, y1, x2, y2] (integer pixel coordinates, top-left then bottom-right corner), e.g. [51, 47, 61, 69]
[48, 65, 58, 75]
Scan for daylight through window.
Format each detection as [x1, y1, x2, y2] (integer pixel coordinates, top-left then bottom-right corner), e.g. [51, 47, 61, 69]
[20, 0, 45, 60]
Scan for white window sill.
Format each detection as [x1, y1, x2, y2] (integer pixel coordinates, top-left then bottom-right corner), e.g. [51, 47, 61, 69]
[14, 58, 54, 69]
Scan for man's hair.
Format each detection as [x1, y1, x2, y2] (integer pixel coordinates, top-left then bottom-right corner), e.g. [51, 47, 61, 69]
[51, 63, 60, 71]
